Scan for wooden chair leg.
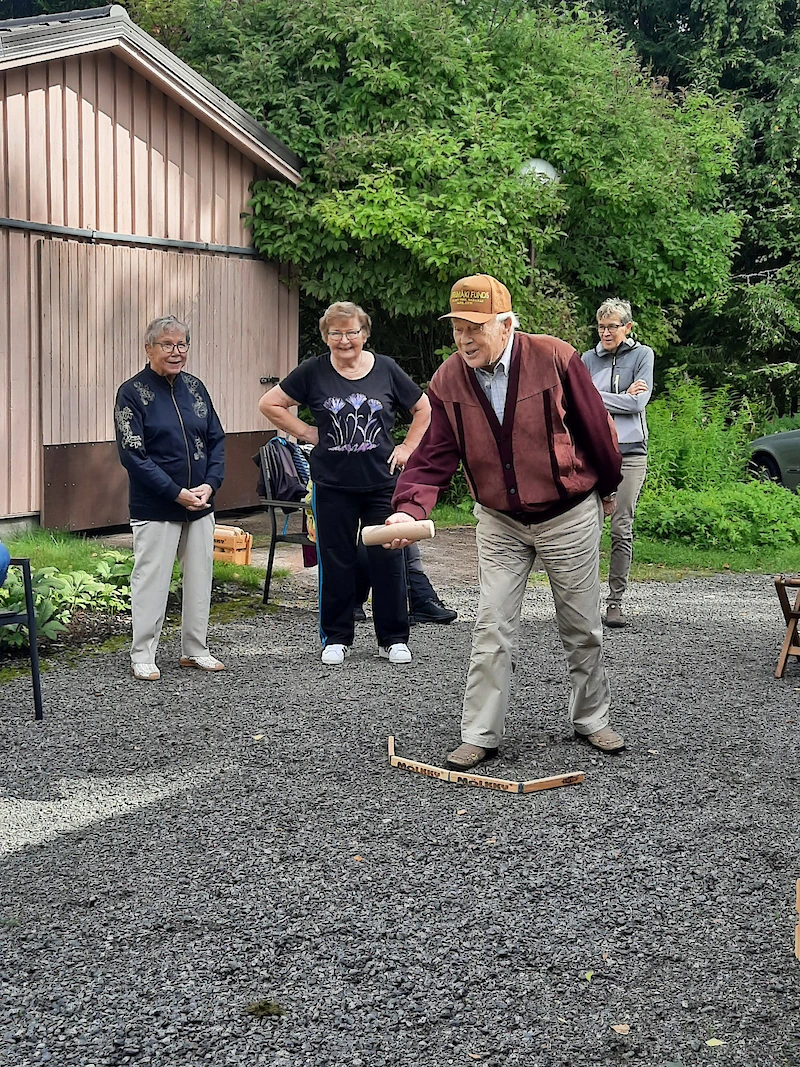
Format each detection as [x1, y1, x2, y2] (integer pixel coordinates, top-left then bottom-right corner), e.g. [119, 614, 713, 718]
[776, 579, 793, 624]
[776, 618, 800, 679]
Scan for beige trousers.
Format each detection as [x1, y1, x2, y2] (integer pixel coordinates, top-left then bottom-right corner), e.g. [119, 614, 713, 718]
[130, 511, 215, 664]
[461, 493, 611, 748]
[607, 454, 648, 606]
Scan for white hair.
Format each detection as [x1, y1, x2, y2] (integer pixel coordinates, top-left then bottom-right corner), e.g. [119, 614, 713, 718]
[497, 311, 520, 329]
[145, 315, 189, 346]
[596, 299, 632, 324]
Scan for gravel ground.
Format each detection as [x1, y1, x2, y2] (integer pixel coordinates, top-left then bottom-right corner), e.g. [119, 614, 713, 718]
[1, 570, 799, 1067]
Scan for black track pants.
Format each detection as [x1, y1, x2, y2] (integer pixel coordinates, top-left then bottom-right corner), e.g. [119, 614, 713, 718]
[355, 541, 437, 610]
[313, 484, 409, 648]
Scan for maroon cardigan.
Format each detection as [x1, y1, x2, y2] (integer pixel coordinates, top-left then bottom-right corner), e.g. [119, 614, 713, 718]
[393, 332, 622, 523]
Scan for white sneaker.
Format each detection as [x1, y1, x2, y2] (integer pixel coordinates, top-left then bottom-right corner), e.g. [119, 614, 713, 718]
[379, 643, 412, 664]
[179, 655, 225, 671]
[321, 644, 349, 666]
[130, 662, 160, 680]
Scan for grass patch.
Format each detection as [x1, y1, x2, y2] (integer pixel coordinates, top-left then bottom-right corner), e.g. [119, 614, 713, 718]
[0, 662, 41, 685]
[624, 535, 796, 579]
[212, 560, 267, 589]
[4, 526, 286, 592]
[431, 503, 477, 527]
[432, 510, 791, 579]
[5, 528, 108, 572]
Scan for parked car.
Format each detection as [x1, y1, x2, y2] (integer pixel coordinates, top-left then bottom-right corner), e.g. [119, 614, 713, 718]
[749, 429, 800, 491]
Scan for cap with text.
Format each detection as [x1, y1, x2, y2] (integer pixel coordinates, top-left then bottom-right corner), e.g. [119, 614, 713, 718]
[439, 274, 513, 324]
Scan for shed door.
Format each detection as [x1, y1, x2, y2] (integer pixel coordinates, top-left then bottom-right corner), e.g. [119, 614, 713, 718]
[38, 239, 296, 529]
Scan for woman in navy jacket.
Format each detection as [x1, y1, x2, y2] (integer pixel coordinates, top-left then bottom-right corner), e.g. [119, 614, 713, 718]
[115, 315, 225, 680]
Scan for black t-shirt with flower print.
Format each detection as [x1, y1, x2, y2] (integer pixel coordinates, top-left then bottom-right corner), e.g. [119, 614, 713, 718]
[280, 352, 423, 491]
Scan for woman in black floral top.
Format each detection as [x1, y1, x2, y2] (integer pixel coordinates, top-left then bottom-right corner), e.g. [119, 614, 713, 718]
[259, 301, 430, 666]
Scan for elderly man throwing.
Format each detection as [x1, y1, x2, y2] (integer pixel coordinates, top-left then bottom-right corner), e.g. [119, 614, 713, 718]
[386, 275, 625, 769]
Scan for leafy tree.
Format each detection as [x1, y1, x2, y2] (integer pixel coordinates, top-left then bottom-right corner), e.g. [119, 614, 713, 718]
[129, 0, 738, 375]
[594, 0, 800, 403]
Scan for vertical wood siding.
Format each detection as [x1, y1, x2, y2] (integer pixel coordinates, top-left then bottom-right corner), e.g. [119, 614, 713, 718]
[0, 54, 300, 517]
[0, 229, 40, 517]
[0, 53, 263, 242]
[40, 241, 298, 447]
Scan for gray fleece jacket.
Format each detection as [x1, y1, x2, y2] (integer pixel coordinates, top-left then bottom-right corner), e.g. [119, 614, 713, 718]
[581, 338, 654, 455]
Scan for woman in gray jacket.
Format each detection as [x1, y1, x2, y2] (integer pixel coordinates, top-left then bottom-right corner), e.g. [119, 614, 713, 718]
[582, 299, 654, 628]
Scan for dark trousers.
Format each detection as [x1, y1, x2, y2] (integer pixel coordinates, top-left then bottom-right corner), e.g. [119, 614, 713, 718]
[355, 541, 437, 610]
[313, 484, 409, 648]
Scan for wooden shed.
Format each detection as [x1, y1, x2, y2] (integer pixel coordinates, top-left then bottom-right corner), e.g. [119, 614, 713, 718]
[0, 4, 303, 530]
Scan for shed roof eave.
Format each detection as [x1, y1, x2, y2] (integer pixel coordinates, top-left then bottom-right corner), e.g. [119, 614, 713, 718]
[112, 40, 301, 183]
[0, 9, 303, 184]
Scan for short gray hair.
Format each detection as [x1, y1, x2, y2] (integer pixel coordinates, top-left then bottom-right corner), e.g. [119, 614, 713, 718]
[319, 301, 371, 339]
[596, 299, 632, 325]
[145, 315, 190, 346]
[497, 311, 520, 329]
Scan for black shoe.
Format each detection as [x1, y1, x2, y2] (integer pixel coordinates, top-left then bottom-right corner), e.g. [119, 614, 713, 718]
[409, 598, 457, 624]
[353, 604, 367, 623]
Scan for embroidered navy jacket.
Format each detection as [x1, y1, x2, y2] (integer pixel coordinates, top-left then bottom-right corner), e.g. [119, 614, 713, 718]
[114, 365, 225, 522]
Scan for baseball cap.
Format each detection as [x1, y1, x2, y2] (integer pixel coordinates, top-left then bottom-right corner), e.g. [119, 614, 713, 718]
[439, 274, 513, 324]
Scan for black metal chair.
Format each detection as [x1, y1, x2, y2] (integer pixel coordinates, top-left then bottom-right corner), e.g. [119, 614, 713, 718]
[258, 445, 315, 604]
[0, 558, 44, 721]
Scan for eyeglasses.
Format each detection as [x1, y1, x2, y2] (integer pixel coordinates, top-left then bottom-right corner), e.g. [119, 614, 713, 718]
[154, 342, 189, 353]
[327, 329, 362, 341]
[596, 324, 625, 334]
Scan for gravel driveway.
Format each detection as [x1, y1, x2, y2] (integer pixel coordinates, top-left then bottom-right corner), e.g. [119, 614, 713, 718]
[1, 569, 799, 1066]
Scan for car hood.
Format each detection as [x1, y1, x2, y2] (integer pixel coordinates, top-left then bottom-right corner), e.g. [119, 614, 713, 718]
[750, 428, 800, 449]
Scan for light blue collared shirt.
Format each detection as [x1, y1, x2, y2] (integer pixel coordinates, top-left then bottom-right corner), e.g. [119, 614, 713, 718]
[474, 332, 515, 422]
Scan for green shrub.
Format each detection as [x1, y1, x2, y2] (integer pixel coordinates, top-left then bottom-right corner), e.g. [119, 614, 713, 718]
[92, 550, 135, 589]
[0, 568, 69, 648]
[0, 550, 136, 652]
[646, 372, 753, 493]
[636, 481, 800, 549]
[46, 570, 131, 614]
[439, 465, 471, 510]
[754, 412, 800, 436]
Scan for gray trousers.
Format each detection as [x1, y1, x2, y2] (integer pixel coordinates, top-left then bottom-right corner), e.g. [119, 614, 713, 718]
[130, 512, 215, 663]
[461, 493, 611, 749]
[607, 454, 648, 606]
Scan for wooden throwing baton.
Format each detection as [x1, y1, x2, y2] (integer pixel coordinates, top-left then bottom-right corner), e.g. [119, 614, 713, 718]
[362, 519, 435, 547]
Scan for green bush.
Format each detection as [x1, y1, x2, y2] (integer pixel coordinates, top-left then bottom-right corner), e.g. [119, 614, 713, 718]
[46, 570, 131, 614]
[646, 372, 753, 493]
[0, 568, 69, 649]
[754, 412, 800, 436]
[636, 481, 800, 549]
[0, 550, 136, 652]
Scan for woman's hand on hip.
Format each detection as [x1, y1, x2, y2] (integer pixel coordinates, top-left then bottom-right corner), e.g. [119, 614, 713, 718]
[299, 426, 320, 447]
[388, 443, 411, 475]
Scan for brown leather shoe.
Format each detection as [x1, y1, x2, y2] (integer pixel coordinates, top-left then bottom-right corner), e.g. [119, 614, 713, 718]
[605, 605, 629, 628]
[579, 726, 625, 753]
[445, 743, 499, 771]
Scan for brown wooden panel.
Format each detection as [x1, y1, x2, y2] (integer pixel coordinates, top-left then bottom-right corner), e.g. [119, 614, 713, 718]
[42, 442, 129, 529]
[42, 431, 273, 531]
